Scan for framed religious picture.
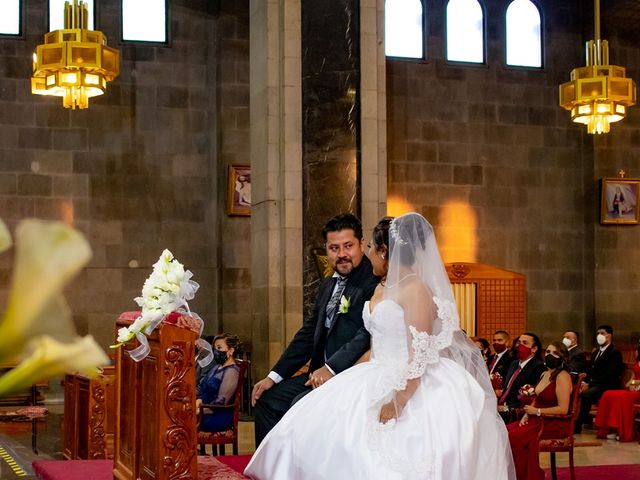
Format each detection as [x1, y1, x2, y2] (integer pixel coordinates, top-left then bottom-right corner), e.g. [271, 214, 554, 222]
[600, 177, 640, 225]
[227, 164, 251, 216]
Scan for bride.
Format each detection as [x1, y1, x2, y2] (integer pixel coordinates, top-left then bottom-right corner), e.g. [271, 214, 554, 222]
[245, 213, 515, 479]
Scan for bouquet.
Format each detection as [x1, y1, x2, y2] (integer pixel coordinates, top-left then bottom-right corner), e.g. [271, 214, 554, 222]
[113, 249, 212, 366]
[490, 372, 503, 390]
[517, 384, 536, 405]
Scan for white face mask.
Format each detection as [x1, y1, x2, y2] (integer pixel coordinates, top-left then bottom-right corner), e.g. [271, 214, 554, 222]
[562, 337, 573, 348]
[596, 333, 607, 346]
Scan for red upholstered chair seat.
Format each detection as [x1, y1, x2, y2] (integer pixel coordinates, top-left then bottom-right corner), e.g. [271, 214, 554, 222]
[198, 429, 235, 442]
[539, 437, 571, 448]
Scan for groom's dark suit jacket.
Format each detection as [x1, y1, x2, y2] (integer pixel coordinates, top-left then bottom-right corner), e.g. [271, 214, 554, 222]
[272, 255, 378, 380]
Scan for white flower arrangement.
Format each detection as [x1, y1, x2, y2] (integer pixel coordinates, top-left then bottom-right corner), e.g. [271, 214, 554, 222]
[113, 249, 200, 358]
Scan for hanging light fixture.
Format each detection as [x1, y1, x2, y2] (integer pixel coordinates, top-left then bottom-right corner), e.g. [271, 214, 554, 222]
[31, 0, 119, 109]
[559, 0, 636, 134]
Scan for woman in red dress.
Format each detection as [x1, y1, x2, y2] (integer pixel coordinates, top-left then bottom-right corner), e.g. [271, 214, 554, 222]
[594, 343, 640, 442]
[507, 341, 572, 480]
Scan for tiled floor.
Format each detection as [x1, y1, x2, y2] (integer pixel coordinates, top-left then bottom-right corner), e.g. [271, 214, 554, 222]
[1, 411, 639, 478]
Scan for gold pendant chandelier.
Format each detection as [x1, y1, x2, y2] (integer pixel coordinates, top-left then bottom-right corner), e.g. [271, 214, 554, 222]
[31, 0, 119, 109]
[559, 0, 636, 134]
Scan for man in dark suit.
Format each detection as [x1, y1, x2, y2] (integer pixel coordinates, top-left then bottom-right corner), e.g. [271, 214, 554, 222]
[575, 324, 625, 433]
[562, 329, 588, 374]
[497, 332, 546, 421]
[251, 213, 379, 446]
[487, 330, 514, 383]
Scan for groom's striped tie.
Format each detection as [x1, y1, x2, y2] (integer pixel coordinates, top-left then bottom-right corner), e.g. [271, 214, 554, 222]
[325, 276, 347, 328]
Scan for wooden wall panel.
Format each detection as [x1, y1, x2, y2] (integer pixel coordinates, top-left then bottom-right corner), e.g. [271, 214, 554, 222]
[447, 263, 527, 340]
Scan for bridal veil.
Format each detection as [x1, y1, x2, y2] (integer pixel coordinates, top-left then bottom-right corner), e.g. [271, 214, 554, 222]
[382, 213, 515, 478]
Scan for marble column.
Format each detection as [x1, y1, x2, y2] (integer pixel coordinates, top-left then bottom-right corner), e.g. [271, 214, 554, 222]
[301, 0, 361, 315]
[250, 0, 386, 377]
[301, 0, 387, 314]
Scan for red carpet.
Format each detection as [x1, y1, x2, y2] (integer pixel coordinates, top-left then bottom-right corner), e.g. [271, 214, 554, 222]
[544, 464, 640, 480]
[32, 458, 640, 479]
[217, 454, 252, 473]
[32, 457, 250, 480]
[32, 459, 112, 480]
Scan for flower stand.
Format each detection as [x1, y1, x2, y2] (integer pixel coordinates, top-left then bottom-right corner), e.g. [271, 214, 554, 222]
[113, 312, 199, 480]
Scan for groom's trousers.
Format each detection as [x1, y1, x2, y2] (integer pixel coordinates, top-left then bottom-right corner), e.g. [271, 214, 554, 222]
[254, 375, 310, 447]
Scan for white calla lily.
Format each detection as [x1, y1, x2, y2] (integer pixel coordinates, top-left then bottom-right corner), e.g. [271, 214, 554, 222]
[0, 335, 109, 397]
[0, 220, 91, 359]
[0, 218, 110, 400]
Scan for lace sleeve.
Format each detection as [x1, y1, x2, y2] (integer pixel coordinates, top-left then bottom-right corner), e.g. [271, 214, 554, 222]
[405, 297, 458, 379]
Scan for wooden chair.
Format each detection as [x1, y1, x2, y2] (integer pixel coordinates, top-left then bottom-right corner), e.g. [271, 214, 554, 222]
[538, 373, 586, 480]
[197, 359, 249, 456]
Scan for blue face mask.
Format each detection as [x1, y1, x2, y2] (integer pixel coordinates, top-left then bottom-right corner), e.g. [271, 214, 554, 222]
[213, 348, 228, 365]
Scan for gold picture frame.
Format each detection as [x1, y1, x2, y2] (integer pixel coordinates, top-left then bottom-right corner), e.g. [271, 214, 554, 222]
[600, 177, 640, 225]
[227, 164, 251, 216]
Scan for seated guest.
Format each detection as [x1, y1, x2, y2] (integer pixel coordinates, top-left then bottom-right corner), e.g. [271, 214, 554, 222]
[488, 330, 514, 382]
[575, 325, 625, 433]
[473, 337, 491, 363]
[498, 332, 546, 420]
[562, 329, 588, 374]
[507, 341, 572, 480]
[197, 333, 243, 433]
[594, 341, 640, 441]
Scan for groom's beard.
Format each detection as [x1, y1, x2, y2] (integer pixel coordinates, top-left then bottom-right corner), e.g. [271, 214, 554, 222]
[334, 257, 354, 275]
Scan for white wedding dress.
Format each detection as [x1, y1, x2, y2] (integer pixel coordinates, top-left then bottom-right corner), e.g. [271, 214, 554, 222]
[245, 298, 513, 480]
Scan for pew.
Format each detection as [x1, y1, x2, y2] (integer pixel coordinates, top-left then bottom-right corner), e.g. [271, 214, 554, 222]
[63, 366, 116, 460]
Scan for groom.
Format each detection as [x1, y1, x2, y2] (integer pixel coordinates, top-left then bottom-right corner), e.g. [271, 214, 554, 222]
[251, 213, 378, 446]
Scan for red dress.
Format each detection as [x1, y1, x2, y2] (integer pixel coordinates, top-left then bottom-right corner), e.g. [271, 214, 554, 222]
[594, 363, 640, 442]
[507, 380, 566, 480]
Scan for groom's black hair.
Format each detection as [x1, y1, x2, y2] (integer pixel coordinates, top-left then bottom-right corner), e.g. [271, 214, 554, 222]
[322, 213, 363, 241]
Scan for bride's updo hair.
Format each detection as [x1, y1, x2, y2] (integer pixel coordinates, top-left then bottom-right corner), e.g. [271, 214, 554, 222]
[372, 217, 394, 253]
[390, 213, 430, 266]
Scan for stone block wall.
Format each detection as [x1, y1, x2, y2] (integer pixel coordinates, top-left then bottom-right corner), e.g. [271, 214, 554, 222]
[0, 0, 252, 349]
[215, 1, 252, 347]
[387, 0, 640, 346]
[589, 20, 640, 346]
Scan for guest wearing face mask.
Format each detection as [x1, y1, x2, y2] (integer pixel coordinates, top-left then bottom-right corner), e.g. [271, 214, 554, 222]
[507, 341, 572, 480]
[196, 333, 243, 433]
[574, 325, 625, 434]
[562, 330, 588, 374]
[497, 332, 547, 421]
[487, 330, 514, 386]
